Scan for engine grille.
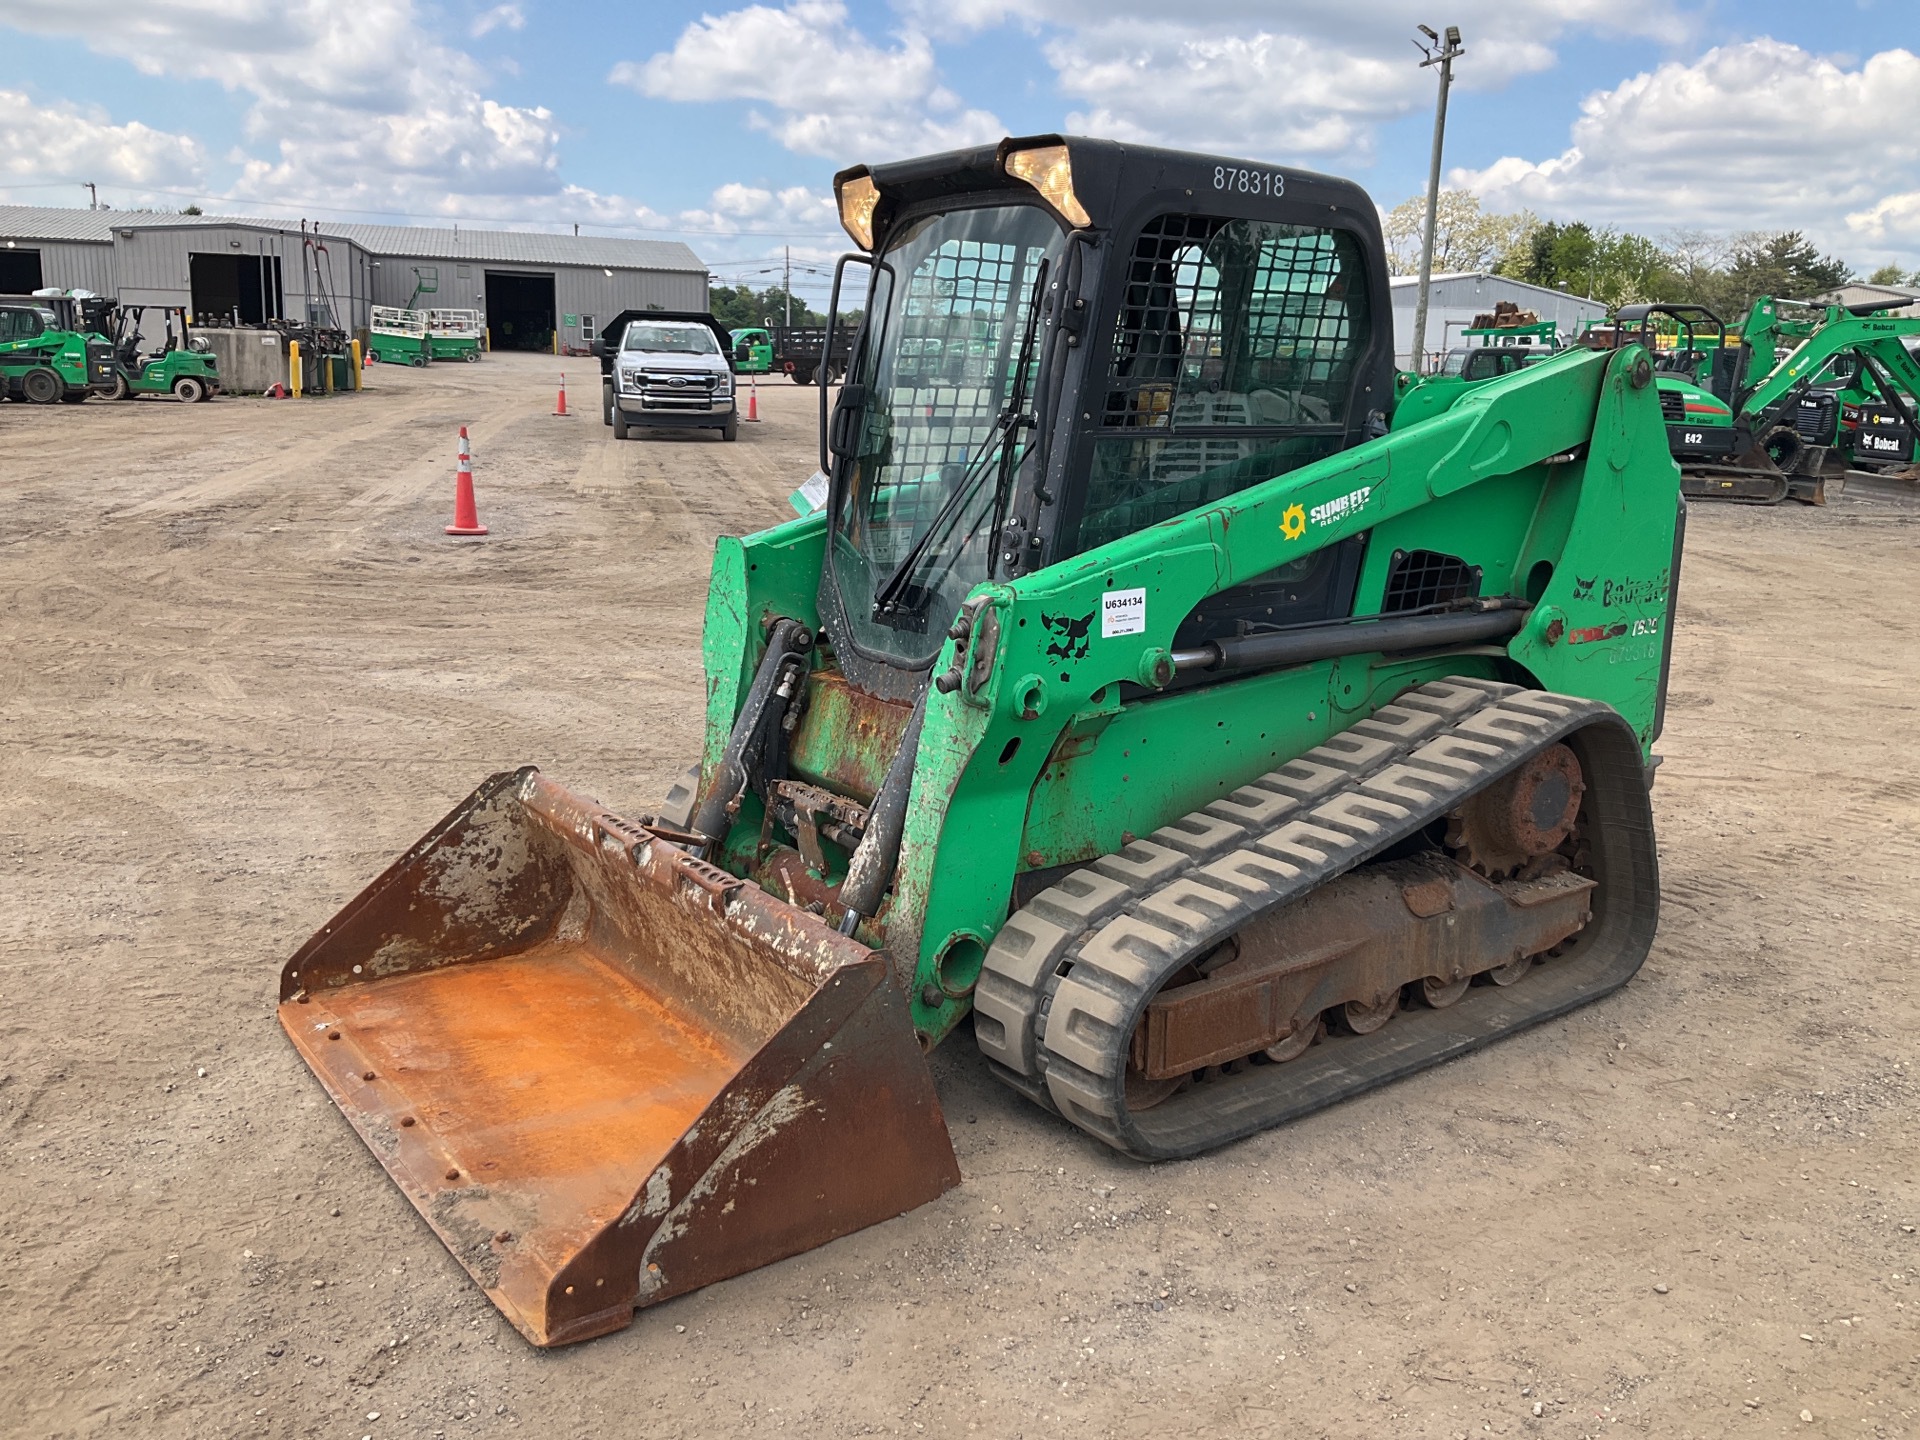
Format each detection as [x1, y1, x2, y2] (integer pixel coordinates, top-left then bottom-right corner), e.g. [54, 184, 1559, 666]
[1382, 549, 1481, 614]
[1793, 392, 1837, 443]
[1658, 390, 1684, 425]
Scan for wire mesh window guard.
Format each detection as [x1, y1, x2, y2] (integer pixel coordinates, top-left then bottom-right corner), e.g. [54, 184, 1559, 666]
[1075, 215, 1372, 554]
[831, 204, 1065, 668]
[847, 236, 1046, 571]
[1381, 549, 1482, 613]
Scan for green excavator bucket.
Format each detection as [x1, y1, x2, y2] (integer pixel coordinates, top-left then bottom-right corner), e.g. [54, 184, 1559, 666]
[278, 768, 960, 1346]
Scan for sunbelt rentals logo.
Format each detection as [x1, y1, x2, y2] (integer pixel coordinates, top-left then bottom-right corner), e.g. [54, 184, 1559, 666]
[1282, 484, 1373, 541]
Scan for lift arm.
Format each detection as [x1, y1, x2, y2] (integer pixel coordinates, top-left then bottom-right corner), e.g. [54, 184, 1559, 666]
[1739, 310, 1920, 422]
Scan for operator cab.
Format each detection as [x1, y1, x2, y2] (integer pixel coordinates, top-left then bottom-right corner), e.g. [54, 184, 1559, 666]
[816, 135, 1394, 699]
[1616, 302, 1749, 404]
[0, 301, 58, 342]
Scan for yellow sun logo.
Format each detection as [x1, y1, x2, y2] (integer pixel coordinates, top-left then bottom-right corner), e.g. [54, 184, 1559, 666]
[1280, 503, 1307, 540]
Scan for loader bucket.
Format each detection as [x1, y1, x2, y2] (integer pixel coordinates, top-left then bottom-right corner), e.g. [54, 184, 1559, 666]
[278, 768, 960, 1347]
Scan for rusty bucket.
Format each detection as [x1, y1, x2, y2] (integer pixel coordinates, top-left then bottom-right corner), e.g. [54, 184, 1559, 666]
[279, 768, 959, 1346]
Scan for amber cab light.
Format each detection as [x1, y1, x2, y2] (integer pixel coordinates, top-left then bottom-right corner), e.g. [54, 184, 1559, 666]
[1003, 144, 1091, 228]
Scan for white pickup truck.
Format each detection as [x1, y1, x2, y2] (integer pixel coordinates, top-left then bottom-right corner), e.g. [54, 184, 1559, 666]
[592, 310, 738, 442]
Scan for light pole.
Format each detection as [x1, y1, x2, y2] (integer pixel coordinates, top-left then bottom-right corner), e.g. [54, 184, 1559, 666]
[1410, 23, 1464, 374]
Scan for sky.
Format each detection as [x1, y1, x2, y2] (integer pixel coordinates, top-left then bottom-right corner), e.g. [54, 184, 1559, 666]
[1, 0, 1916, 303]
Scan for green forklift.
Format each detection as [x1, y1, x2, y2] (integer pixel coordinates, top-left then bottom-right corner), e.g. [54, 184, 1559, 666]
[0, 293, 114, 403]
[104, 304, 220, 401]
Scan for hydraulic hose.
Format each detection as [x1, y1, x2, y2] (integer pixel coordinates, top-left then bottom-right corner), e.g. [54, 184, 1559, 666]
[690, 617, 812, 843]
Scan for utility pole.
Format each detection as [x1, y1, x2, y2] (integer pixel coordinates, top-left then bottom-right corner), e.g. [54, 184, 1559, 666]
[1410, 23, 1465, 374]
[83, 181, 98, 210]
[783, 246, 792, 327]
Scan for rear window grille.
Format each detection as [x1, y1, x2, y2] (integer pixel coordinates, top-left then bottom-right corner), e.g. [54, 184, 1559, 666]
[1382, 549, 1481, 614]
[1659, 390, 1684, 424]
[1100, 213, 1367, 429]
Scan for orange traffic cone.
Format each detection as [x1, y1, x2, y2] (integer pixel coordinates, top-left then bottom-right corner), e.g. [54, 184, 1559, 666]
[745, 375, 760, 422]
[445, 426, 488, 536]
[552, 372, 571, 417]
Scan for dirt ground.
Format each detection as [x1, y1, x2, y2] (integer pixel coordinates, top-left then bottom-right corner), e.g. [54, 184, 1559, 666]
[2, 351, 1916, 1440]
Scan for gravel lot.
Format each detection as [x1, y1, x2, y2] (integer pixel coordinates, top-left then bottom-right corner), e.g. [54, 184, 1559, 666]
[2, 352, 1916, 1439]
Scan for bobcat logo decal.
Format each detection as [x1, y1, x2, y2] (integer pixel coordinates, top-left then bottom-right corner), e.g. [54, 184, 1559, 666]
[1041, 611, 1093, 661]
[1571, 575, 1597, 601]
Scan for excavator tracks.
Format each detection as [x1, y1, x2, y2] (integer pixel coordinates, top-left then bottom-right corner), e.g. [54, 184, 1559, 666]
[975, 677, 1659, 1161]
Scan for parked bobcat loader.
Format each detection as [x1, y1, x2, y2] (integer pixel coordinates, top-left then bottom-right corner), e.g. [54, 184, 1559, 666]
[280, 136, 1683, 1347]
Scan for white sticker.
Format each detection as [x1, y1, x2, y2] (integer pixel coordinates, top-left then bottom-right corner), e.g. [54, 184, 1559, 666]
[790, 469, 830, 516]
[1101, 587, 1146, 639]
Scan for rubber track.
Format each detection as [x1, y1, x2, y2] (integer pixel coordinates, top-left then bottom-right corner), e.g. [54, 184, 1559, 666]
[1680, 467, 1789, 505]
[974, 676, 1660, 1161]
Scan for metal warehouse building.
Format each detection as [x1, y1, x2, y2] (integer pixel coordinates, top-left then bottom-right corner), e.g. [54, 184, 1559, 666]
[0, 206, 706, 353]
[1818, 281, 1920, 319]
[1391, 271, 1609, 370]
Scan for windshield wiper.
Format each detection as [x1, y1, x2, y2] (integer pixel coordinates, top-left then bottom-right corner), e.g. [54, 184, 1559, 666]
[871, 257, 1050, 619]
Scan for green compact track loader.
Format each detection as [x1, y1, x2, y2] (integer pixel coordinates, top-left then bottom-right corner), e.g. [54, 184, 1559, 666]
[0, 293, 114, 402]
[279, 136, 1683, 1347]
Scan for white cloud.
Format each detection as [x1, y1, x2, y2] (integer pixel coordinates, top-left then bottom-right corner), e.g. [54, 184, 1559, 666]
[0, 0, 844, 295]
[1459, 41, 1920, 265]
[0, 0, 561, 214]
[1847, 190, 1920, 246]
[470, 4, 524, 38]
[899, 0, 1702, 165]
[613, 0, 1004, 160]
[0, 89, 206, 193]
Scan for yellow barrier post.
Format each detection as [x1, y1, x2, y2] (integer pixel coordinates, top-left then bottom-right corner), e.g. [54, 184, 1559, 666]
[350, 339, 363, 391]
[551, 330, 558, 355]
[289, 340, 302, 399]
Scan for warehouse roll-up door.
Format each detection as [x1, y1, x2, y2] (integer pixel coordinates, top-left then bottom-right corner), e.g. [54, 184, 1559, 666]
[0, 247, 44, 293]
[190, 252, 284, 325]
[484, 271, 556, 351]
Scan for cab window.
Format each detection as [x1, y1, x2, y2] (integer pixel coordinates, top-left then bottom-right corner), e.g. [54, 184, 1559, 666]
[0, 308, 46, 341]
[1070, 214, 1374, 556]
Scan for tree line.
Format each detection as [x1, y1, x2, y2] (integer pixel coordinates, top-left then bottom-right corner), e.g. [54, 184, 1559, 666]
[709, 283, 865, 332]
[1382, 191, 1916, 318]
